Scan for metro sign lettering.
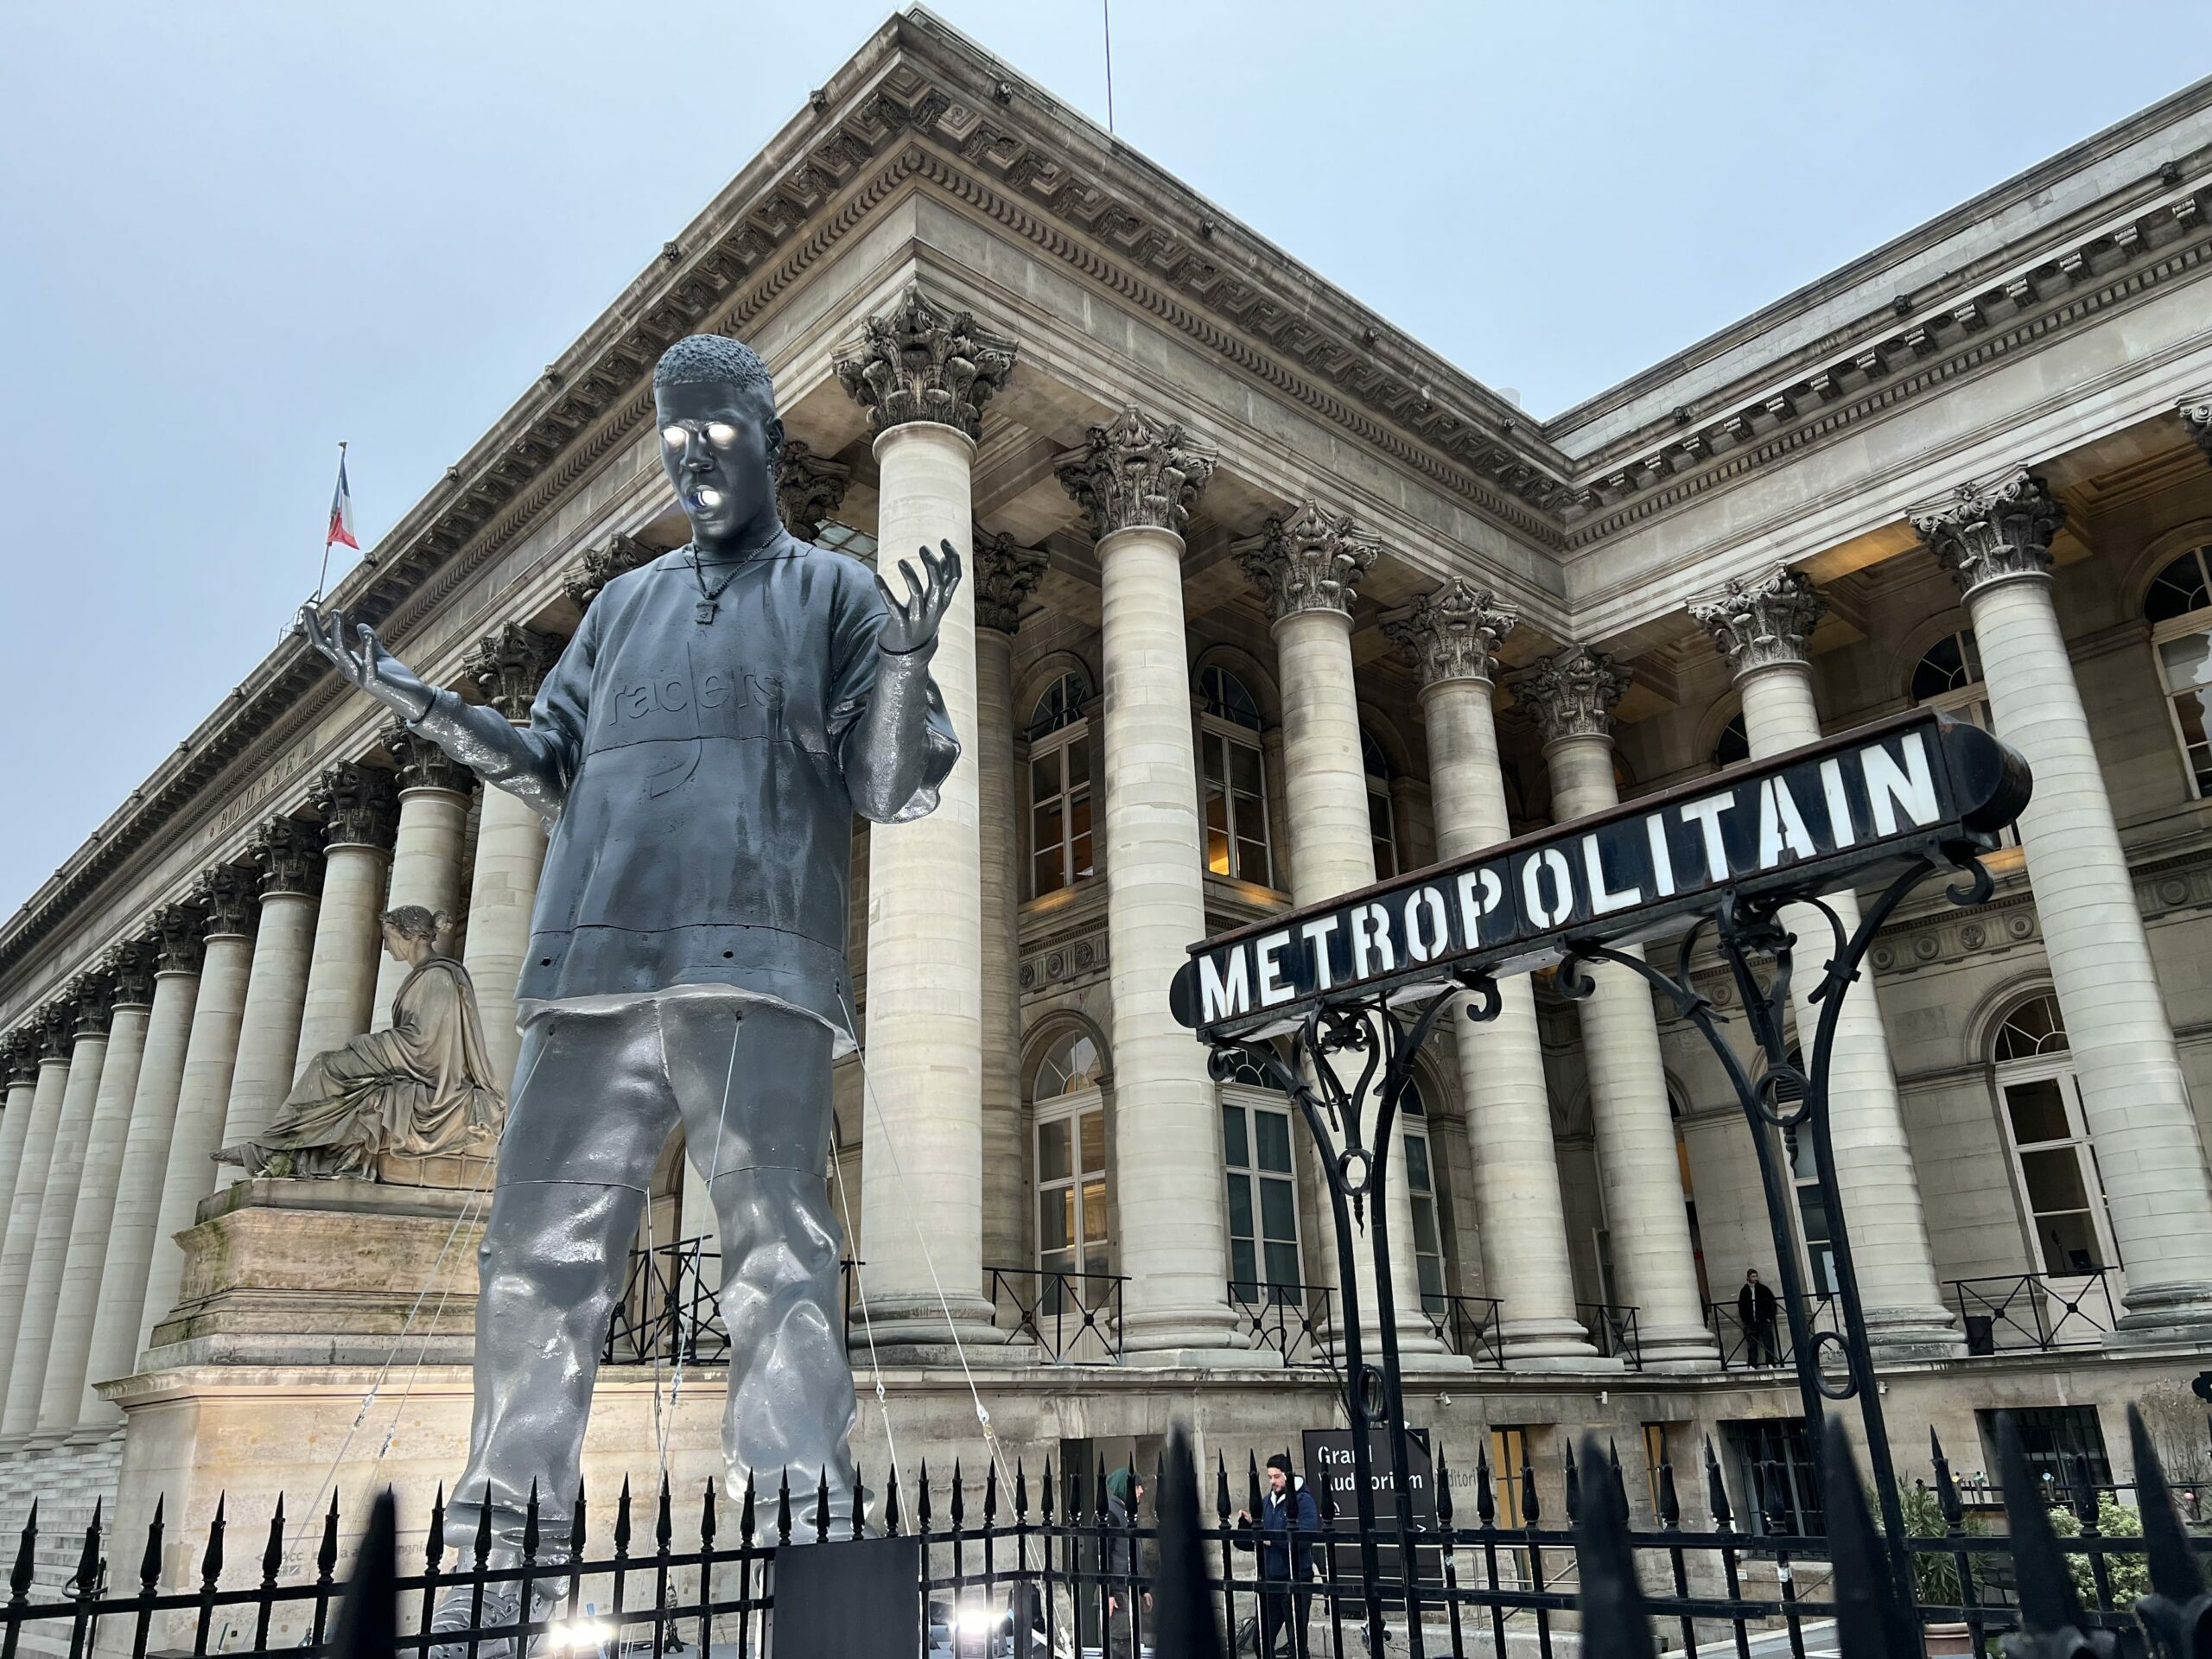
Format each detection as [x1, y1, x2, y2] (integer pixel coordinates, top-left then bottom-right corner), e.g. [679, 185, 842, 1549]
[1172, 709, 2029, 1041]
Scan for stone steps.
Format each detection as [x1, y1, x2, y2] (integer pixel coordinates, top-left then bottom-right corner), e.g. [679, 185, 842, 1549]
[0, 1431, 124, 1599]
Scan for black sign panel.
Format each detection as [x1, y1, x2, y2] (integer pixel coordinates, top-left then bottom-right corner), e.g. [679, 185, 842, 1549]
[1173, 709, 2027, 1041]
[1302, 1427, 1436, 1530]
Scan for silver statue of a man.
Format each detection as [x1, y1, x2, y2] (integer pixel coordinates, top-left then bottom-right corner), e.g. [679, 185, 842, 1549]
[301, 334, 959, 1618]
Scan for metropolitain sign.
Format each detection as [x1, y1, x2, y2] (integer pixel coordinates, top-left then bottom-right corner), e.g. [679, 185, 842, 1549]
[1172, 709, 2029, 1042]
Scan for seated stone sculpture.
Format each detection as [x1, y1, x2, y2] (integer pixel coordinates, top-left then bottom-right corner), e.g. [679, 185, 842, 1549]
[215, 905, 505, 1179]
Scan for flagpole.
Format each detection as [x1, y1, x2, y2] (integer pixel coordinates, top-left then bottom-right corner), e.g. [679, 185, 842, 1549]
[314, 440, 348, 604]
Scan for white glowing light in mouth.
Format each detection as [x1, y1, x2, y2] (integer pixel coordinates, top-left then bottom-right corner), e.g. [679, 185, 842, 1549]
[690, 487, 724, 511]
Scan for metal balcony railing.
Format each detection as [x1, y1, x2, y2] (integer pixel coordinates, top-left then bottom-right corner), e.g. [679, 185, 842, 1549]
[1948, 1268, 2120, 1353]
[1575, 1301, 1643, 1369]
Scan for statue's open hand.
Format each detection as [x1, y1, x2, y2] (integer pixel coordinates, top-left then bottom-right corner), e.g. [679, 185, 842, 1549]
[297, 603, 435, 723]
[874, 540, 963, 657]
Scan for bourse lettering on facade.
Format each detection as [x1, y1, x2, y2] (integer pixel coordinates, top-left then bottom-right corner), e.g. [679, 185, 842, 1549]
[1173, 709, 2030, 1039]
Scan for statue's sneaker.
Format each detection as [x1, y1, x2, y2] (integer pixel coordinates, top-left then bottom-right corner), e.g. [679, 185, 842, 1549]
[423, 1578, 566, 1659]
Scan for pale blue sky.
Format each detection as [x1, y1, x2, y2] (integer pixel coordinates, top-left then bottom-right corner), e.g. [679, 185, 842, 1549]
[3, 2, 2208, 914]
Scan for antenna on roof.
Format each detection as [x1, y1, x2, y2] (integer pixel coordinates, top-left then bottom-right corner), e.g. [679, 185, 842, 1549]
[1101, 0, 1116, 134]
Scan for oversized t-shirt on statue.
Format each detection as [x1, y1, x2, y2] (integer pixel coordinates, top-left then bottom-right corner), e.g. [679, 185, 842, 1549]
[464, 533, 957, 1039]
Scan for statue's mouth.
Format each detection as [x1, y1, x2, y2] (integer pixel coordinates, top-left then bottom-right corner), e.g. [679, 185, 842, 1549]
[688, 486, 725, 512]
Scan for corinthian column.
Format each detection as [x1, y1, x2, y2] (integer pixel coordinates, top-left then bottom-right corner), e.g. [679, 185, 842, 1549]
[139, 868, 259, 1357]
[0, 1003, 79, 1426]
[6, 974, 118, 1430]
[1689, 568, 1955, 1355]
[777, 442, 853, 543]
[214, 817, 325, 1185]
[972, 526, 1048, 1284]
[82, 906, 202, 1420]
[1513, 649, 1715, 1369]
[836, 283, 1015, 1350]
[462, 624, 559, 1089]
[374, 731, 475, 1023]
[1240, 504, 1453, 1367]
[1055, 411, 1251, 1361]
[1384, 583, 1600, 1364]
[297, 763, 397, 1060]
[0, 1037, 38, 1223]
[41, 945, 155, 1426]
[1915, 473, 2212, 1340]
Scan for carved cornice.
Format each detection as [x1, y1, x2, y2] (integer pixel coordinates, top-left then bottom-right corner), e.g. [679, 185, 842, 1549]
[148, 902, 207, 976]
[562, 533, 656, 613]
[1238, 503, 1379, 623]
[1688, 566, 1828, 678]
[971, 527, 1049, 633]
[105, 940, 156, 1009]
[251, 816, 327, 899]
[1911, 471, 2064, 597]
[465, 622, 563, 722]
[1382, 579, 1518, 689]
[1509, 647, 1630, 746]
[776, 442, 853, 542]
[2183, 396, 2212, 464]
[196, 866, 261, 941]
[835, 283, 1017, 440]
[1053, 407, 1217, 540]
[310, 762, 398, 852]
[382, 728, 475, 798]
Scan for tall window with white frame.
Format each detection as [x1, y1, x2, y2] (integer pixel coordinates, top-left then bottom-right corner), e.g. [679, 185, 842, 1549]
[1220, 1058, 1301, 1308]
[1989, 993, 2120, 1283]
[1401, 1078, 1454, 1316]
[1031, 1029, 1113, 1351]
[2143, 545, 2212, 798]
[1027, 673, 1094, 898]
[1197, 665, 1274, 887]
[1363, 728, 1400, 880]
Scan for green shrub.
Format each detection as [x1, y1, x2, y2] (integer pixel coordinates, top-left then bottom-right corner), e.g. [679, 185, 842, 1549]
[2044, 1496, 2148, 1607]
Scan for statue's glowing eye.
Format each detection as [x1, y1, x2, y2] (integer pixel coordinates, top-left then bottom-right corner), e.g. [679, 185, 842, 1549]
[706, 422, 739, 446]
[661, 425, 687, 448]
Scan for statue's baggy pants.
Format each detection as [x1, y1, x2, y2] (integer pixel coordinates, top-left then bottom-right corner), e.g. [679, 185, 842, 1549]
[442, 997, 858, 1553]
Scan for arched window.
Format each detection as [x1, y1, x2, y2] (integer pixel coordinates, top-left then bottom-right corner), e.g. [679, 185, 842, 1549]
[1196, 667, 1274, 886]
[1027, 674, 1094, 897]
[1401, 1079, 1455, 1314]
[1989, 995, 2117, 1279]
[1910, 630, 2016, 847]
[1033, 1031, 1109, 1289]
[1220, 1058, 1300, 1306]
[2143, 547, 2212, 798]
[1363, 728, 1399, 879]
[1713, 711, 1750, 770]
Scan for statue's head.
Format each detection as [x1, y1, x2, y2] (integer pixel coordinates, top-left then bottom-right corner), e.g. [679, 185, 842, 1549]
[379, 905, 442, 961]
[653, 334, 784, 550]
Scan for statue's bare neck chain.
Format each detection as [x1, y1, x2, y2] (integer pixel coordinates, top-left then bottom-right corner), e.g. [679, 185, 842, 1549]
[687, 549, 746, 624]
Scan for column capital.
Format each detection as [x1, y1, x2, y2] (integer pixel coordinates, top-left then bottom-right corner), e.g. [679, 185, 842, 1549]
[32, 1001, 76, 1063]
[381, 727, 474, 798]
[1, 1033, 35, 1087]
[2183, 396, 2212, 463]
[1382, 579, 1518, 688]
[562, 532, 655, 613]
[1509, 646, 1630, 746]
[775, 442, 853, 542]
[835, 283, 1017, 441]
[146, 901, 207, 976]
[311, 761, 398, 850]
[1238, 502, 1379, 623]
[972, 526, 1049, 634]
[251, 815, 327, 899]
[195, 864, 262, 941]
[1688, 565, 1827, 677]
[1911, 470, 2064, 597]
[104, 939, 156, 1009]
[66, 967, 115, 1038]
[1053, 407, 1217, 540]
[465, 622, 563, 722]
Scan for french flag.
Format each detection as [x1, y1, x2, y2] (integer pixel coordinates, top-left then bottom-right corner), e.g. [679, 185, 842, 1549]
[326, 448, 359, 550]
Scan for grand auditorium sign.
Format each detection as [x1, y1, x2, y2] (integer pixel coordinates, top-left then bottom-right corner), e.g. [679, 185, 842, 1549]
[1171, 708, 2029, 1041]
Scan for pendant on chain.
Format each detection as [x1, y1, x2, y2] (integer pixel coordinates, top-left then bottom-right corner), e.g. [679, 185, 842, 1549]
[694, 599, 719, 625]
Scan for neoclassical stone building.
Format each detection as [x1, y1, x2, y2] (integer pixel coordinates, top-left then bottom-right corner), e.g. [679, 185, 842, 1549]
[3, 9, 2212, 1573]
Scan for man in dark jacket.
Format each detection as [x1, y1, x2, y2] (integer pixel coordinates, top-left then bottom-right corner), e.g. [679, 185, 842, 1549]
[1236, 1455, 1319, 1657]
[1103, 1469, 1149, 1658]
[1737, 1268, 1779, 1364]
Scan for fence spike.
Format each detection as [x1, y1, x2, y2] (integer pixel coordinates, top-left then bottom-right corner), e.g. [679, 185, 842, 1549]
[2064, 1449, 2100, 1532]
[884, 1463, 901, 1536]
[614, 1475, 632, 1558]
[1563, 1439, 1581, 1522]
[522, 1479, 541, 1565]
[1815, 1418, 1920, 1659]
[1570, 1431, 1655, 1659]
[739, 1471, 755, 1547]
[699, 1480, 716, 1550]
[1474, 1442, 1496, 1528]
[1211, 1456, 1226, 1526]
[654, 1476, 672, 1553]
[1149, 1425, 1225, 1659]
[326, 1489, 397, 1659]
[1759, 1459, 1788, 1535]
[983, 1461, 999, 1525]
[1244, 1453, 1262, 1524]
[849, 1469, 866, 1543]
[918, 1459, 933, 1534]
[2126, 1403, 2212, 1656]
[1520, 1454, 1541, 1528]
[1096, 1455, 1109, 1524]
[950, 1459, 965, 1530]
[1012, 1459, 1027, 1522]
[319, 1490, 340, 1583]
[1656, 1457, 1680, 1530]
[260, 1493, 285, 1586]
[1043, 1458, 1056, 1524]
[813, 1467, 830, 1544]
[1930, 1427, 1964, 1532]
[10, 1499, 35, 1604]
[202, 1493, 227, 1589]
[776, 1468, 791, 1547]
[1994, 1412, 2113, 1653]
[1702, 1438, 1732, 1530]
[1434, 1440, 1453, 1526]
[139, 1496, 165, 1596]
[1608, 1440, 1629, 1516]
[570, 1478, 588, 1562]
[426, 1484, 446, 1574]
[468, 1487, 491, 1573]
[74, 1498, 103, 1601]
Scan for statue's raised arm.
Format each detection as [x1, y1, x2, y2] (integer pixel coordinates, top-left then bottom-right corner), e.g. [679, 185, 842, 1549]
[298, 604, 436, 723]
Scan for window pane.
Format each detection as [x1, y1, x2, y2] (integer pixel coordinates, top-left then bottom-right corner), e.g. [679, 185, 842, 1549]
[1264, 1240, 1301, 1292]
[1039, 1188, 1072, 1252]
[1079, 1108, 1105, 1174]
[1230, 740, 1262, 796]
[1411, 1193, 1442, 1259]
[1796, 1185, 1832, 1248]
[1911, 633, 1969, 701]
[1222, 1105, 1249, 1170]
[1071, 825, 1095, 882]
[2037, 1211, 2107, 1275]
[1066, 733, 1090, 787]
[2171, 690, 2212, 796]
[2021, 1147, 2092, 1213]
[1039, 1119, 1071, 1184]
[1225, 1172, 1254, 1240]
[2146, 552, 2212, 625]
[1405, 1133, 1433, 1196]
[2004, 1078, 2072, 1146]
[1259, 1176, 1297, 1244]
[1032, 751, 1060, 799]
[1230, 1238, 1258, 1295]
[1202, 733, 1226, 785]
[1237, 830, 1270, 887]
[1205, 779, 1232, 876]
[1255, 1110, 1293, 1173]
[1082, 1178, 1109, 1243]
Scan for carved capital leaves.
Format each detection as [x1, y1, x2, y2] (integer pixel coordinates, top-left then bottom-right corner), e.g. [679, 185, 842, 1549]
[197, 864, 262, 940]
[2182, 397, 2212, 463]
[32, 1001, 76, 1062]
[66, 968, 114, 1038]
[1053, 407, 1217, 540]
[1911, 470, 2064, 597]
[835, 283, 1018, 441]
[382, 727, 474, 798]
[562, 533, 655, 613]
[1, 1033, 35, 1087]
[775, 442, 853, 542]
[148, 901, 208, 976]
[1239, 502, 1379, 623]
[312, 762, 398, 851]
[1688, 566, 1827, 677]
[105, 939, 156, 1008]
[251, 816, 327, 899]
[466, 622, 563, 722]
[1509, 646, 1630, 746]
[972, 526, 1049, 634]
[1382, 579, 1519, 688]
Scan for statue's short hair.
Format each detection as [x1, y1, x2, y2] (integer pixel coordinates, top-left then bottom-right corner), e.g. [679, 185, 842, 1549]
[654, 334, 773, 394]
[381, 905, 443, 944]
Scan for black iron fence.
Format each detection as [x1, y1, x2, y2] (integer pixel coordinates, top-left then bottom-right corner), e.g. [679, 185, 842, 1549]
[1227, 1280, 1337, 1371]
[1421, 1293, 1506, 1367]
[14, 1409, 2212, 1659]
[1949, 1267, 2121, 1353]
[985, 1267, 1124, 1363]
[1707, 1290, 1840, 1372]
[1576, 1300, 1643, 1369]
